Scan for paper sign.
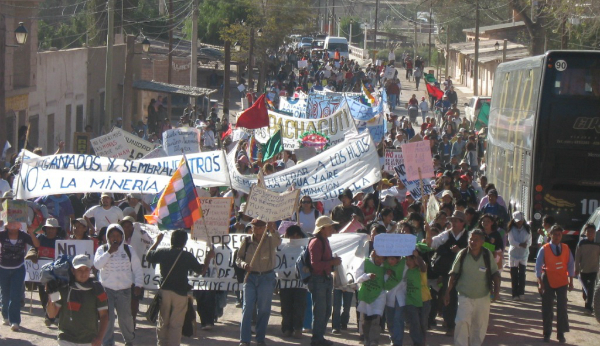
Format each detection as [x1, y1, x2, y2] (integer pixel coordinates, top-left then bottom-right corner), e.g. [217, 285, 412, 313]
[120, 129, 157, 159]
[55, 240, 94, 260]
[384, 149, 403, 173]
[384, 66, 395, 79]
[298, 60, 308, 69]
[244, 185, 301, 222]
[24, 259, 53, 282]
[401, 140, 434, 181]
[192, 197, 234, 242]
[162, 127, 201, 155]
[1, 200, 28, 224]
[373, 233, 417, 256]
[394, 163, 434, 201]
[237, 84, 246, 92]
[91, 129, 129, 159]
[73, 132, 92, 154]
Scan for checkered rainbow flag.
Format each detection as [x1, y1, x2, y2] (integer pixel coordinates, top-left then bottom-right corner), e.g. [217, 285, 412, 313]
[145, 156, 202, 229]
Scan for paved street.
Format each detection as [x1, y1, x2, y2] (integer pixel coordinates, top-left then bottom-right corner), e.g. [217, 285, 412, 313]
[3, 260, 598, 346]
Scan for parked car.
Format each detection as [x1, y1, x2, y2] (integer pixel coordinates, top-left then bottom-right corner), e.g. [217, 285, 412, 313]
[464, 96, 491, 125]
[298, 37, 313, 50]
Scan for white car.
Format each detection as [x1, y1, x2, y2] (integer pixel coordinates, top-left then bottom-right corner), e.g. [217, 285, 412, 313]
[464, 96, 491, 125]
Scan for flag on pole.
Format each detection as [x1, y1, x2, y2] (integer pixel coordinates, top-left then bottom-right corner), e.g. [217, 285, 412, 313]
[145, 156, 202, 229]
[426, 83, 445, 100]
[247, 136, 260, 162]
[236, 94, 269, 129]
[361, 82, 377, 106]
[261, 129, 283, 162]
[424, 73, 437, 84]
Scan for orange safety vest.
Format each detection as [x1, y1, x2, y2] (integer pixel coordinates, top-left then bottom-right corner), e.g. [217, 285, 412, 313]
[542, 243, 570, 289]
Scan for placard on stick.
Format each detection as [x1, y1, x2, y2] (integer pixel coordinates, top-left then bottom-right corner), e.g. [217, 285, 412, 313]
[401, 140, 434, 181]
[244, 185, 300, 222]
[55, 240, 94, 260]
[383, 149, 403, 173]
[192, 197, 234, 242]
[373, 233, 417, 256]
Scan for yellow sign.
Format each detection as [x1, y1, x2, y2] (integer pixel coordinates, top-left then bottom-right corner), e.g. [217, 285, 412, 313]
[5, 94, 28, 112]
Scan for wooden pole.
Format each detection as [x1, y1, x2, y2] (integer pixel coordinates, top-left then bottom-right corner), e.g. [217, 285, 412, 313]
[418, 167, 424, 201]
[243, 228, 268, 283]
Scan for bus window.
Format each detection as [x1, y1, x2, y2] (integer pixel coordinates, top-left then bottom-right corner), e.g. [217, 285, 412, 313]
[553, 68, 600, 96]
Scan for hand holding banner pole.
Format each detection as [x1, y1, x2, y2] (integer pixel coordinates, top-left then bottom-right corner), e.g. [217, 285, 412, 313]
[243, 227, 268, 283]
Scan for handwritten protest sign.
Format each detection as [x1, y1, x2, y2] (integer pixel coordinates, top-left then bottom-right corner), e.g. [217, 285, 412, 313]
[394, 163, 434, 200]
[401, 140, 434, 181]
[91, 129, 129, 159]
[244, 185, 300, 222]
[228, 131, 381, 201]
[120, 129, 157, 159]
[73, 132, 92, 154]
[162, 127, 201, 155]
[1, 199, 28, 224]
[384, 66, 396, 79]
[24, 259, 52, 282]
[192, 197, 233, 241]
[55, 240, 94, 260]
[298, 60, 308, 69]
[15, 150, 230, 199]
[384, 149, 403, 173]
[373, 233, 417, 256]
[142, 147, 167, 159]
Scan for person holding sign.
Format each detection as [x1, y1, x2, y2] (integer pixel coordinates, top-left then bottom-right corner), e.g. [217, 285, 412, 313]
[236, 219, 282, 346]
[37, 218, 64, 326]
[355, 250, 386, 346]
[46, 254, 109, 346]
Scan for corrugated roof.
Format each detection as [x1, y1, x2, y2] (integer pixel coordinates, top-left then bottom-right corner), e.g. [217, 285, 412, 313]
[463, 21, 526, 34]
[132, 80, 217, 97]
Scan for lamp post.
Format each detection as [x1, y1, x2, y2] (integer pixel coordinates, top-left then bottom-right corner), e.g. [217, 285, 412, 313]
[0, 20, 29, 158]
[234, 41, 241, 52]
[337, 17, 341, 36]
[349, 19, 354, 45]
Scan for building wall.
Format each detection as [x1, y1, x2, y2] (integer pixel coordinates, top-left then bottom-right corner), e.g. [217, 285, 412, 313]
[28, 48, 88, 154]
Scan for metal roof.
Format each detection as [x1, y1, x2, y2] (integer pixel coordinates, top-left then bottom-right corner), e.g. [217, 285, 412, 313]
[132, 80, 217, 97]
[463, 21, 526, 34]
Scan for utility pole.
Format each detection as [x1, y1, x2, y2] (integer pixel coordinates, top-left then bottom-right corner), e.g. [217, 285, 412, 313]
[374, 0, 379, 49]
[223, 41, 231, 121]
[363, 23, 367, 51]
[473, 0, 480, 96]
[167, 0, 173, 118]
[349, 20, 353, 45]
[332, 0, 335, 36]
[104, 0, 115, 131]
[0, 16, 7, 154]
[502, 39, 507, 62]
[123, 35, 134, 132]
[248, 29, 254, 92]
[413, 19, 417, 59]
[190, 0, 198, 107]
[445, 26, 450, 77]
[337, 18, 341, 36]
[428, 2, 432, 65]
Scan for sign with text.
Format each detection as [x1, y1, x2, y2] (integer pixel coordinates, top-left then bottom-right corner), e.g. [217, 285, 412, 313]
[1, 199, 28, 224]
[373, 233, 417, 256]
[227, 131, 382, 202]
[244, 186, 300, 222]
[298, 60, 308, 69]
[162, 127, 201, 155]
[394, 163, 434, 201]
[192, 197, 234, 242]
[120, 129, 157, 159]
[73, 132, 92, 154]
[384, 149, 403, 173]
[24, 259, 53, 282]
[55, 240, 94, 260]
[279, 97, 307, 118]
[401, 140, 434, 181]
[91, 129, 129, 159]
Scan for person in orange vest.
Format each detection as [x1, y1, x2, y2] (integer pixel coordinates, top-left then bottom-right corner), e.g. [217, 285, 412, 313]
[334, 48, 340, 62]
[535, 225, 574, 343]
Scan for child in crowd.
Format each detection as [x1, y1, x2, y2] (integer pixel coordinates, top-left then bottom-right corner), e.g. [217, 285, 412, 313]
[355, 250, 387, 346]
[384, 255, 407, 346]
[404, 250, 430, 346]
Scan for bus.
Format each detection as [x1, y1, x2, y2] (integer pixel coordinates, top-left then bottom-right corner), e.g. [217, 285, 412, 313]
[486, 50, 600, 253]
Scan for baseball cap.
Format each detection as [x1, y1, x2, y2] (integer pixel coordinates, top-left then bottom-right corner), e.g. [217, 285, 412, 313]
[512, 211, 524, 222]
[72, 255, 92, 269]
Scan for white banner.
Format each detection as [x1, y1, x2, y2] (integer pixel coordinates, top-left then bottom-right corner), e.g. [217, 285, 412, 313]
[55, 240, 94, 260]
[244, 186, 300, 222]
[91, 128, 156, 160]
[15, 150, 230, 199]
[227, 131, 382, 201]
[279, 97, 308, 118]
[140, 229, 368, 291]
[162, 127, 201, 155]
[384, 149, 403, 173]
[191, 197, 234, 242]
[254, 102, 356, 150]
[394, 162, 434, 201]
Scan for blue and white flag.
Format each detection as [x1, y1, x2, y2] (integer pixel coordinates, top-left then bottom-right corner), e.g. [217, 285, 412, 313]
[279, 96, 307, 118]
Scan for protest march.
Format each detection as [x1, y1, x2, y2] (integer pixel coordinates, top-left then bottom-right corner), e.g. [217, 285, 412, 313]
[1, 24, 599, 346]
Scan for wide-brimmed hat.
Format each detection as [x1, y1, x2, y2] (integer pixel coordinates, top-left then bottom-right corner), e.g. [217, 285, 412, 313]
[447, 210, 466, 222]
[42, 218, 61, 231]
[250, 219, 266, 227]
[442, 190, 453, 199]
[338, 188, 353, 201]
[314, 216, 338, 233]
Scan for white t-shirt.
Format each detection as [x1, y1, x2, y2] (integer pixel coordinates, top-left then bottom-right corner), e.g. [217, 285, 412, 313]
[293, 209, 321, 235]
[285, 159, 296, 169]
[84, 205, 124, 231]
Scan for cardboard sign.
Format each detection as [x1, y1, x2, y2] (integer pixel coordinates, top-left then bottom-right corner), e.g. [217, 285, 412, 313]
[401, 140, 434, 181]
[91, 129, 130, 159]
[339, 219, 363, 233]
[142, 147, 167, 159]
[244, 185, 300, 222]
[73, 132, 92, 154]
[54, 240, 94, 260]
[1, 199, 28, 224]
[192, 197, 234, 242]
[384, 149, 403, 173]
[162, 127, 201, 155]
[24, 259, 53, 282]
[384, 66, 396, 79]
[373, 233, 417, 256]
[409, 133, 423, 143]
[120, 129, 157, 159]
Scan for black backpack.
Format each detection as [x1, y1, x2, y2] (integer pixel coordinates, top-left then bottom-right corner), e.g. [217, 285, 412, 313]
[295, 237, 325, 284]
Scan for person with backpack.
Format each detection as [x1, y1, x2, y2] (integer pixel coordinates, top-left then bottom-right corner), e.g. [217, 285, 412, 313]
[307, 216, 341, 346]
[444, 229, 500, 346]
[236, 219, 282, 346]
[425, 210, 469, 337]
[93, 224, 144, 346]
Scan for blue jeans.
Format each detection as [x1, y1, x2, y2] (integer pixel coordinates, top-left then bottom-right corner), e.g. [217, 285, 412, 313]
[308, 275, 333, 342]
[386, 301, 405, 346]
[303, 292, 313, 329]
[405, 305, 424, 345]
[103, 287, 135, 346]
[240, 271, 276, 343]
[389, 94, 397, 111]
[0, 266, 25, 324]
[332, 289, 353, 330]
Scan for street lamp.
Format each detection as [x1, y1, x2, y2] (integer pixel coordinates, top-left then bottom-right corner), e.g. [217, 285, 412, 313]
[234, 41, 241, 52]
[141, 37, 151, 53]
[257, 28, 263, 37]
[15, 22, 28, 45]
[494, 41, 500, 51]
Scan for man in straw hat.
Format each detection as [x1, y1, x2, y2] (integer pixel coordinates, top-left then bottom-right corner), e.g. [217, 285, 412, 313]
[308, 216, 341, 346]
[236, 219, 282, 346]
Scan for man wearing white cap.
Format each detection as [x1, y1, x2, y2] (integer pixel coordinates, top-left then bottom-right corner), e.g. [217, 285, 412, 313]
[84, 193, 124, 235]
[47, 254, 109, 346]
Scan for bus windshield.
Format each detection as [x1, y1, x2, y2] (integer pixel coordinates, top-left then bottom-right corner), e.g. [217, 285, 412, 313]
[327, 43, 348, 52]
[552, 66, 600, 96]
